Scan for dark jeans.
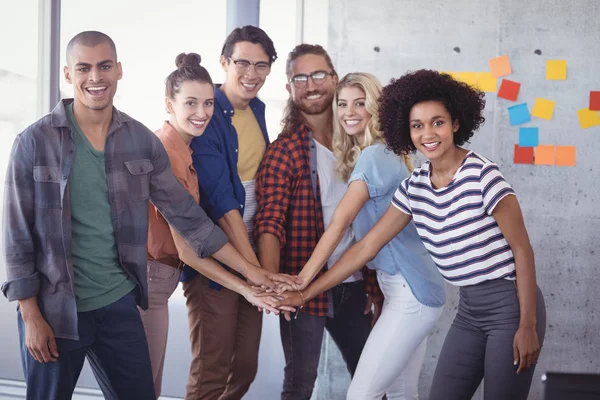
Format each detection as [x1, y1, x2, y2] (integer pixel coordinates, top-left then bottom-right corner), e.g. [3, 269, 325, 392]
[429, 279, 546, 400]
[18, 290, 155, 400]
[280, 280, 373, 400]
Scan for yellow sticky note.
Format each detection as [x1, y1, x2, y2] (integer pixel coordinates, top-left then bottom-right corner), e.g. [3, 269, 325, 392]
[477, 72, 497, 92]
[577, 108, 600, 129]
[546, 60, 567, 80]
[440, 71, 459, 81]
[555, 146, 576, 167]
[458, 72, 477, 88]
[531, 98, 556, 120]
[534, 145, 555, 165]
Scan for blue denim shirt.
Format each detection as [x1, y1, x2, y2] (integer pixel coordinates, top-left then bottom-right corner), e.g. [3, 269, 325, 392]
[183, 87, 269, 284]
[348, 142, 446, 307]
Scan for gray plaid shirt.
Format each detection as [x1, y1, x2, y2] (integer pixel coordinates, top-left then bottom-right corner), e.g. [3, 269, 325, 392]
[2, 99, 228, 340]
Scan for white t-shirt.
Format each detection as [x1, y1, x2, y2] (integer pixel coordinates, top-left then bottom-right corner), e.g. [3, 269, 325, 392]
[315, 140, 362, 283]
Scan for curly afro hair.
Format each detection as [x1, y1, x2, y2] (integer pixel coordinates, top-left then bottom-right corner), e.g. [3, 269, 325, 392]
[378, 69, 486, 156]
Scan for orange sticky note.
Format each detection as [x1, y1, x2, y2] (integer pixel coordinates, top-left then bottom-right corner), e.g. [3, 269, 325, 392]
[534, 145, 555, 165]
[489, 55, 512, 78]
[458, 72, 477, 88]
[546, 60, 567, 80]
[477, 72, 497, 92]
[531, 98, 556, 120]
[577, 108, 600, 129]
[555, 146, 576, 167]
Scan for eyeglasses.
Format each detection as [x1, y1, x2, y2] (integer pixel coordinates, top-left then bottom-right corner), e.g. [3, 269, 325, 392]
[289, 70, 335, 88]
[228, 58, 271, 76]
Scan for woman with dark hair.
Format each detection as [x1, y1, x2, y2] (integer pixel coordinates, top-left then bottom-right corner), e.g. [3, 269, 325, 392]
[275, 69, 546, 400]
[140, 52, 291, 398]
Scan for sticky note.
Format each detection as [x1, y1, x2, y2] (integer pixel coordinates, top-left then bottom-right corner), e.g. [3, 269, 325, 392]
[555, 146, 576, 167]
[546, 60, 567, 80]
[589, 91, 600, 111]
[477, 72, 497, 92]
[497, 79, 521, 101]
[441, 71, 459, 80]
[534, 145, 555, 165]
[489, 55, 512, 78]
[531, 98, 556, 120]
[508, 103, 531, 125]
[514, 145, 534, 164]
[458, 72, 477, 88]
[518, 127, 539, 147]
[577, 108, 600, 129]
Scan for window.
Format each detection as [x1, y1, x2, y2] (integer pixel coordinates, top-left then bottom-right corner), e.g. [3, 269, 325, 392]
[0, 0, 41, 383]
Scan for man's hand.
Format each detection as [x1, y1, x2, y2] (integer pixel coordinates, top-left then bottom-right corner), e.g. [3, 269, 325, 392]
[364, 295, 383, 327]
[22, 313, 59, 363]
[245, 266, 302, 293]
[241, 286, 296, 315]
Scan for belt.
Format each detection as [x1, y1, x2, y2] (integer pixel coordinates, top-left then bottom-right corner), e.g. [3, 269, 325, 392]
[155, 257, 184, 270]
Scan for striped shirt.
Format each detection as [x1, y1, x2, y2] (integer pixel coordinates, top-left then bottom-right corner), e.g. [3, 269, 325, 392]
[392, 151, 516, 286]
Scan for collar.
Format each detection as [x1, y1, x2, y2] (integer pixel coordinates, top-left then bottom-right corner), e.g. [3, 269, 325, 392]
[50, 98, 132, 129]
[213, 85, 265, 117]
[156, 121, 193, 167]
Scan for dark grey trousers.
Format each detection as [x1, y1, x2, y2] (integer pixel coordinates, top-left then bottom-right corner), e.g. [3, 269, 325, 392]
[429, 278, 546, 400]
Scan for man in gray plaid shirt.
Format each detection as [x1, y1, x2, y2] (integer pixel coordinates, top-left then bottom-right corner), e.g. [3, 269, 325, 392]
[1, 31, 277, 400]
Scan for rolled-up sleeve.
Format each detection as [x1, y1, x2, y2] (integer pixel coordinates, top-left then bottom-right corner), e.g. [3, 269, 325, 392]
[148, 133, 228, 258]
[2, 134, 40, 301]
[254, 141, 293, 247]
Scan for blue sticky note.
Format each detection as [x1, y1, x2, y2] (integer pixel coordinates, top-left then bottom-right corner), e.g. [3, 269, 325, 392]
[508, 103, 531, 126]
[518, 127, 539, 147]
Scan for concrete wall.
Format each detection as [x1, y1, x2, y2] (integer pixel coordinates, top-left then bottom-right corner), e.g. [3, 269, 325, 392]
[315, 0, 600, 399]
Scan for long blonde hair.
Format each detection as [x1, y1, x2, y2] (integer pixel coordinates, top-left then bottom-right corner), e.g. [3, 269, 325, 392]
[333, 72, 413, 181]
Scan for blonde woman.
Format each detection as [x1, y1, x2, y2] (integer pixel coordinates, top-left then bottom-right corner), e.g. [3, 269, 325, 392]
[271, 73, 446, 399]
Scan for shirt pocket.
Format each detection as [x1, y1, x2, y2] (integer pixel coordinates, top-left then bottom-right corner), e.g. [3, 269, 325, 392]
[33, 166, 62, 208]
[124, 159, 154, 202]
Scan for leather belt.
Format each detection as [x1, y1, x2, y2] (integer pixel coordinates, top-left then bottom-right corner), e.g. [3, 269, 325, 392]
[155, 257, 184, 270]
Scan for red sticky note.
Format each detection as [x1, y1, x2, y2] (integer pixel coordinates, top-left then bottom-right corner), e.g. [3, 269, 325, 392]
[514, 144, 534, 164]
[590, 91, 600, 111]
[498, 79, 521, 101]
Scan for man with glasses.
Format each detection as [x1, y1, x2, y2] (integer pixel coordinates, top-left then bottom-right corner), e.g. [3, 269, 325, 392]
[185, 25, 277, 399]
[255, 44, 382, 400]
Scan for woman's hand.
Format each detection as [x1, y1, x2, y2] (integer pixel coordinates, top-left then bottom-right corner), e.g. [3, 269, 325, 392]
[241, 286, 296, 315]
[245, 265, 301, 292]
[513, 325, 540, 374]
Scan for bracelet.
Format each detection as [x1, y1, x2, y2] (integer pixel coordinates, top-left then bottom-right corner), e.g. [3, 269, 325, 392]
[294, 290, 306, 320]
[297, 289, 306, 309]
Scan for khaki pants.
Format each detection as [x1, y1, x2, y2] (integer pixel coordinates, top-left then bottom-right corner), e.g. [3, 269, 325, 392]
[183, 273, 262, 400]
[139, 259, 181, 398]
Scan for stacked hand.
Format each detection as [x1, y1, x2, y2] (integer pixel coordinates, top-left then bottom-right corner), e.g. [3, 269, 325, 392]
[244, 266, 304, 316]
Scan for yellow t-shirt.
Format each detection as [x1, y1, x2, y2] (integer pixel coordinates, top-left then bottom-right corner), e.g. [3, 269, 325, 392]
[232, 107, 266, 181]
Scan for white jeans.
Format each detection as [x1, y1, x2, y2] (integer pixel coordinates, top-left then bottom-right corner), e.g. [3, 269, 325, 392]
[347, 271, 444, 400]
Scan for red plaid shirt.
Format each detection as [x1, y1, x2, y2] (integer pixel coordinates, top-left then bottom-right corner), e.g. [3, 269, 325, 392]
[254, 124, 382, 316]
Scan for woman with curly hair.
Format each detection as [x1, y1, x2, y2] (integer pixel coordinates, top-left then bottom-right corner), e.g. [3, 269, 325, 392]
[378, 69, 546, 400]
[271, 72, 446, 399]
[275, 69, 546, 400]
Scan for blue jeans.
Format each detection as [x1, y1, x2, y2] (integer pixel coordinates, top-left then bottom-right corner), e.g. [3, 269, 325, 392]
[280, 280, 373, 400]
[18, 290, 155, 400]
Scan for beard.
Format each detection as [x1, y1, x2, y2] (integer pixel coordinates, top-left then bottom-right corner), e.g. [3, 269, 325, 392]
[295, 90, 335, 115]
